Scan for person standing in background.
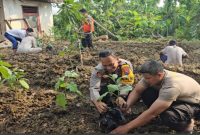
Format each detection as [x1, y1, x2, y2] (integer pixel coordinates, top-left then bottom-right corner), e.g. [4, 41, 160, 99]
[79, 8, 95, 50]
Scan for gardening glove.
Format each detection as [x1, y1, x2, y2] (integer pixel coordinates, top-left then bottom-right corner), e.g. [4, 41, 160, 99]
[95, 101, 108, 113]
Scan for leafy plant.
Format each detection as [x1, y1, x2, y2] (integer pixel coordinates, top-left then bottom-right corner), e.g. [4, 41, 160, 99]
[53, 0, 200, 40]
[55, 70, 82, 109]
[52, 0, 82, 42]
[98, 74, 132, 101]
[0, 60, 29, 90]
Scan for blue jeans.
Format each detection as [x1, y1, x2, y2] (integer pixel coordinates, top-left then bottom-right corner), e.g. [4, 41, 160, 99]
[160, 54, 168, 63]
[4, 32, 22, 49]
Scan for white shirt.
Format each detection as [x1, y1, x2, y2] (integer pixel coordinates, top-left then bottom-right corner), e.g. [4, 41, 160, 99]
[7, 29, 26, 39]
[17, 35, 37, 52]
[161, 45, 187, 66]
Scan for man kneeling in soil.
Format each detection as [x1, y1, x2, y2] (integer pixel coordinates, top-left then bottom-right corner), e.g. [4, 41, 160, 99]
[160, 40, 188, 67]
[89, 49, 135, 133]
[17, 29, 42, 54]
[111, 60, 200, 134]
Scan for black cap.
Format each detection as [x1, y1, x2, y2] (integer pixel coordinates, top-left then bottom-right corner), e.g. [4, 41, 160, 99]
[169, 40, 176, 46]
[26, 28, 34, 32]
[99, 49, 114, 58]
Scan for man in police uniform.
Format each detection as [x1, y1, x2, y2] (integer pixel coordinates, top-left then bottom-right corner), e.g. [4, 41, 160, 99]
[111, 60, 200, 134]
[89, 49, 135, 132]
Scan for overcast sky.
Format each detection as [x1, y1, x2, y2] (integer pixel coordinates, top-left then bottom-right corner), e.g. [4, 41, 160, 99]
[52, 5, 60, 15]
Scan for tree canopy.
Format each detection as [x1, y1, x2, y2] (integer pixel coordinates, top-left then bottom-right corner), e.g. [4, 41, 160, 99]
[53, 0, 200, 40]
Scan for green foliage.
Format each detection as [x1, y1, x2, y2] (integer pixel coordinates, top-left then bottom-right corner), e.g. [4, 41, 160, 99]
[0, 61, 12, 67]
[53, 0, 200, 40]
[98, 74, 132, 101]
[56, 93, 67, 109]
[64, 70, 79, 78]
[19, 79, 29, 90]
[0, 60, 29, 90]
[0, 66, 12, 79]
[53, 0, 82, 42]
[55, 70, 82, 109]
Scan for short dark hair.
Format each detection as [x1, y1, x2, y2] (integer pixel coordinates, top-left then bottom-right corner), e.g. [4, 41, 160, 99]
[138, 60, 164, 75]
[79, 8, 87, 13]
[26, 28, 34, 32]
[169, 40, 176, 46]
[99, 49, 115, 58]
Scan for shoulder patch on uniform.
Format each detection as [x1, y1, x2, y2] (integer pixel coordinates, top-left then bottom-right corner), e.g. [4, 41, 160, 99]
[123, 66, 130, 75]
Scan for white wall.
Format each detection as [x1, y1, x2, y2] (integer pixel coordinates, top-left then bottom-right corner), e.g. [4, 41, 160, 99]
[3, 0, 23, 29]
[3, 0, 53, 35]
[39, 3, 54, 35]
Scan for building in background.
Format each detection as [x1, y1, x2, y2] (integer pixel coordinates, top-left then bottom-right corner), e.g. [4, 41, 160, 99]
[0, 0, 63, 41]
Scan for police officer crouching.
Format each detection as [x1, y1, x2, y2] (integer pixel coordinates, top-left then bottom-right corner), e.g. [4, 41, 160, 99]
[89, 49, 135, 133]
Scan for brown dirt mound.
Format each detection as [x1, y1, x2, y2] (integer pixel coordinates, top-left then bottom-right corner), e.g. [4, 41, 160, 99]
[0, 40, 200, 133]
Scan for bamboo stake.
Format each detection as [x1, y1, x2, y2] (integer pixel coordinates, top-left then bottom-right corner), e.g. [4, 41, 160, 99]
[93, 19, 118, 39]
[78, 39, 83, 67]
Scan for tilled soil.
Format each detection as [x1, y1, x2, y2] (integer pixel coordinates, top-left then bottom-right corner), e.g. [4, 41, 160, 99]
[0, 40, 200, 133]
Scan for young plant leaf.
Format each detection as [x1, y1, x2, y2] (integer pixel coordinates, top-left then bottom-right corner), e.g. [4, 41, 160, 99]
[56, 93, 67, 109]
[59, 82, 68, 88]
[64, 71, 79, 78]
[120, 85, 132, 93]
[59, 76, 65, 81]
[109, 74, 118, 82]
[107, 84, 119, 93]
[0, 66, 12, 79]
[19, 79, 29, 90]
[54, 77, 65, 90]
[67, 82, 82, 96]
[0, 61, 12, 67]
[67, 82, 78, 92]
[75, 90, 82, 96]
[116, 77, 122, 84]
[98, 92, 109, 101]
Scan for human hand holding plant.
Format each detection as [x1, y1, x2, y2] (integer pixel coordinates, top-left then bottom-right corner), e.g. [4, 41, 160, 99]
[115, 97, 126, 108]
[98, 74, 132, 109]
[94, 100, 108, 113]
[115, 97, 132, 114]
